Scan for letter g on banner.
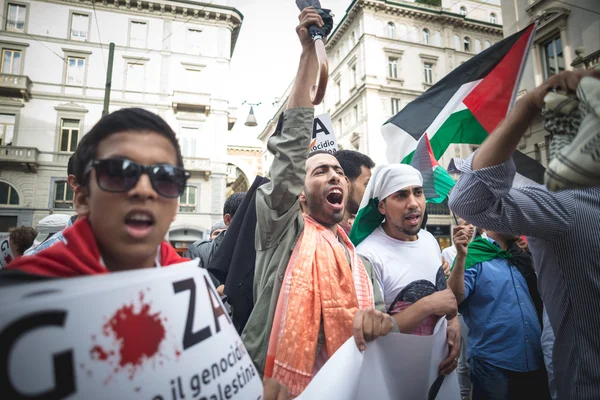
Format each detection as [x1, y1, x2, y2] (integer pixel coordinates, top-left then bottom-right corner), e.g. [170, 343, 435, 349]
[0, 311, 75, 399]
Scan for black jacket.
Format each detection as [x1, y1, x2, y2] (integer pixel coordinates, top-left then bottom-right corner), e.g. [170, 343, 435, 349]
[186, 231, 225, 287]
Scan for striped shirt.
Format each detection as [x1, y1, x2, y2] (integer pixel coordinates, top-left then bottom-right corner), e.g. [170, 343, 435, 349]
[448, 153, 600, 400]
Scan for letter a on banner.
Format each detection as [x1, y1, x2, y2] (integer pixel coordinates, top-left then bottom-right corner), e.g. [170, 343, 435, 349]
[310, 113, 339, 154]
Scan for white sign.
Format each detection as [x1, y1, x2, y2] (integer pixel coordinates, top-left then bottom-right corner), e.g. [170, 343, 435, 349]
[0, 261, 263, 400]
[297, 318, 460, 400]
[311, 113, 338, 154]
[0, 236, 14, 269]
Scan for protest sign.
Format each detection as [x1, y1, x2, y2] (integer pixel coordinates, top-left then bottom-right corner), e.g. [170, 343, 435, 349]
[0, 261, 263, 400]
[310, 113, 338, 154]
[297, 317, 460, 400]
[0, 236, 14, 269]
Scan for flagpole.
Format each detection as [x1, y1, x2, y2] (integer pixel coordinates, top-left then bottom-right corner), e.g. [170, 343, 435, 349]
[507, 22, 539, 112]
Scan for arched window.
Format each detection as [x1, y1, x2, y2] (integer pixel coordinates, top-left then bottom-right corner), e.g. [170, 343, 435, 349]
[484, 40, 491, 49]
[475, 39, 482, 53]
[422, 28, 430, 44]
[0, 182, 19, 205]
[459, 6, 467, 16]
[386, 22, 395, 39]
[410, 26, 419, 42]
[453, 35, 460, 51]
[433, 31, 442, 46]
[463, 37, 471, 52]
[489, 13, 497, 23]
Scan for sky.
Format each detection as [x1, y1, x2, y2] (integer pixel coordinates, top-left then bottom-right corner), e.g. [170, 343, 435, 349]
[227, 0, 351, 141]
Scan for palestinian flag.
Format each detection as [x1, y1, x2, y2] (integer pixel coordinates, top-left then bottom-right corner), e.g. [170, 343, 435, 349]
[383, 23, 544, 187]
[409, 133, 456, 203]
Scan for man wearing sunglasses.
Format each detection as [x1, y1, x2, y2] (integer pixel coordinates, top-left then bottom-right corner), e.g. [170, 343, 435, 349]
[6, 108, 191, 276]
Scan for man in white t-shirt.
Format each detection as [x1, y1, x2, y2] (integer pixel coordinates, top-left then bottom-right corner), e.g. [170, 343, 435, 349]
[355, 164, 460, 376]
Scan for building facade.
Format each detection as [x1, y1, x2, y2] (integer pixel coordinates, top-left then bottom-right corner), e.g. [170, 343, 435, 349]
[0, 0, 243, 250]
[501, 0, 600, 167]
[259, 0, 503, 248]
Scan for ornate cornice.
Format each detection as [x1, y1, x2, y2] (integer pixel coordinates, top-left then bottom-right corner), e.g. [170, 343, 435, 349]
[38, 0, 243, 56]
[327, 0, 502, 49]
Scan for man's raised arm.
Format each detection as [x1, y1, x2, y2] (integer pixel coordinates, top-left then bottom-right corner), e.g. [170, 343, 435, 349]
[257, 8, 323, 219]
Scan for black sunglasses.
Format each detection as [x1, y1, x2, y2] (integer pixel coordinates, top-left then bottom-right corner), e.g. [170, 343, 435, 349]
[85, 158, 190, 198]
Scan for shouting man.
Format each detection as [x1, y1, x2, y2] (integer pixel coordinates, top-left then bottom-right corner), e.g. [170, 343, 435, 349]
[242, 8, 395, 397]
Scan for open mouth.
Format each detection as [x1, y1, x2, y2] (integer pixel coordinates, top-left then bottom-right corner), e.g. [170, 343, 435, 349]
[326, 189, 344, 207]
[124, 210, 156, 239]
[405, 213, 421, 226]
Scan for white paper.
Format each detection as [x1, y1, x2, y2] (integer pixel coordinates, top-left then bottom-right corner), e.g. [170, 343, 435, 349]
[0, 236, 14, 269]
[0, 261, 263, 400]
[311, 113, 339, 153]
[298, 318, 460, 400]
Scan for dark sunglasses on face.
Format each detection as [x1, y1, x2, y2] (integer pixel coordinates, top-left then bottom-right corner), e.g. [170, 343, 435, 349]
[85, 158, 190, 198]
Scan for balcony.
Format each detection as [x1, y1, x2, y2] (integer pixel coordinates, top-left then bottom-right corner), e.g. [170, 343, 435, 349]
[183, 157, 211, 179]
[172, 91, 211, 114]
[0, 74, 32, 101]
[0, 146, 39, 172]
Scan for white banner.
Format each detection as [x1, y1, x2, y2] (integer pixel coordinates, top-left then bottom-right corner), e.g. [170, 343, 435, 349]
[311, 113, 339, 154]
[0, 261, 263, 400]
[0, 236, 14, 269]
[297, 318, 460, 400]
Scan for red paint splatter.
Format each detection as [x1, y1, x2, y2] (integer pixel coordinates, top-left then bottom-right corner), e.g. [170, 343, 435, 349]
[90, 290, 167, 381]
[135, 387, 141, 392]
[175, 350, 181, 358]
[90, 345, 113, 361]
[4, 254, 12, 265]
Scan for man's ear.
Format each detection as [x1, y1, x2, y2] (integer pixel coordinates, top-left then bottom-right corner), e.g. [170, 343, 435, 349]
[223, 213, 232, 226]
[377, 199, 386, 215]
[67, 175, 78, 190]
[74, 185, 91, 217]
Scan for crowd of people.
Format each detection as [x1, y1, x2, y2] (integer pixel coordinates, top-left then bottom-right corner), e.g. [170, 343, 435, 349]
[1, 7, 599, 400]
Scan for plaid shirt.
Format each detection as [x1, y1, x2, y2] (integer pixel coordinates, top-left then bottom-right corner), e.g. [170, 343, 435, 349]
[25, 216, 74, 256]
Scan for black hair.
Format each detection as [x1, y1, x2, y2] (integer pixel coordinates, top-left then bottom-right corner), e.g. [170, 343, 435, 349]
[307, 150, 334, 159]
[74, 108, 183, 186]
[223, 192, 246, 218]
[334, 150, 375, 181]
[67, 154, 75, 176]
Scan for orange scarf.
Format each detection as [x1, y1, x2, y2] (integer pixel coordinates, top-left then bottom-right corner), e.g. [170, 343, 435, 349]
[264, 214, 374, 397]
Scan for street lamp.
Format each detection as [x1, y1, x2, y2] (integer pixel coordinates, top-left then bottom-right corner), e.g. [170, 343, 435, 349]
[242, 101, 261, 127]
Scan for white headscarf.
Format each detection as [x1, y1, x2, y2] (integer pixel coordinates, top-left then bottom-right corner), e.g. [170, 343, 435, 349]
[359, 164, 423, 208]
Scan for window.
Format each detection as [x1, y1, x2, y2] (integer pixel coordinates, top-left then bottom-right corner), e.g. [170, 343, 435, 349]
[350, 64, 357, 88]
[66, 56, 85, 85]
[125, 62, 144, 92]
[70, 13, 89, 41]
[6, 3, 26, 32]
[54, 181, 74, 209]
[484, 40, 491, 49]
[388, 57, 398, 79]
[386, 22, 395, 39]
[179, 127, 198, 158]
[0, 216, 18, 232]
[0, 182, 19, 205]
[433, 31, 442, 47]
[179, 186, 197, 212]
[463, 37, 471, 52]
[423, 63, 433, 84]
[475, 39, 482, 53]
[0, 114, 15, 146]
[1, 49, 21, 74]
[422, 29, 430, 45]
[542, 36, 565, 79]
[391, 98, 401, 115]
[489, 13, 497, 24]
[453, 35, 461, 51]
[129, 21, 147, 48]
[335, 79, 341, 103]
[187, 29, 202, 52]
[59, 119, 79, 152]
[459, 6, 467, 16]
